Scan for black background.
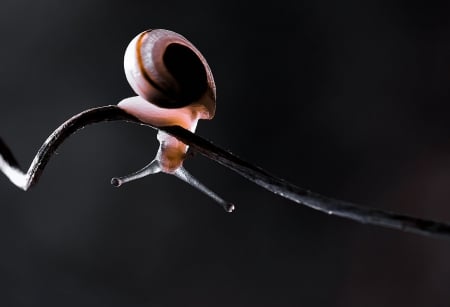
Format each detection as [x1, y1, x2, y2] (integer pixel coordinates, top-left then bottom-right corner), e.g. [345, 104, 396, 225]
[1, 0, 450, 306]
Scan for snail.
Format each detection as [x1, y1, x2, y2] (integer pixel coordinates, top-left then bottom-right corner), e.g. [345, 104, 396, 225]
[0, 29, 234, 212]
[113, 29, 215, 178]
[113, 29, 233, 212]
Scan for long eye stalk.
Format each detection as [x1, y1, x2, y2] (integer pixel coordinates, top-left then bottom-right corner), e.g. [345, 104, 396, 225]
[111, 159, 161, 187]
[173, 167, 235, 212]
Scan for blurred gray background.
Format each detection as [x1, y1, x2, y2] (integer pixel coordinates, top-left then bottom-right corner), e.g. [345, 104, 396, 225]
[1, 0, 450, 306]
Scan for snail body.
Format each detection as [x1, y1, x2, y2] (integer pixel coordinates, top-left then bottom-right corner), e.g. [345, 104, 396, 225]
[118, 96, 198, 172]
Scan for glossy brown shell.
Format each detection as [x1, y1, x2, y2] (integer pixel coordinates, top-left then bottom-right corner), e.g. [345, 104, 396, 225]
[124, 29, 216, 119]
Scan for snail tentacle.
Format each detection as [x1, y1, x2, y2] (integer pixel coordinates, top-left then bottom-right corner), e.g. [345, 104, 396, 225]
[173, 166, 235, 212]
[111, 159, 161, 187]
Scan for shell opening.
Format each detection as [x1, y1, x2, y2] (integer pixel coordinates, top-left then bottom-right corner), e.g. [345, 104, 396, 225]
[163, 43, 208, 105]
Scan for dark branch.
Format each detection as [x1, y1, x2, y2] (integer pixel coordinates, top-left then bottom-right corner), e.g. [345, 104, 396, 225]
[1, 105, 450, 240]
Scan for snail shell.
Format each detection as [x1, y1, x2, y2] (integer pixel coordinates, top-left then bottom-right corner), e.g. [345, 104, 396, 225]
[123, 29, 216, 120]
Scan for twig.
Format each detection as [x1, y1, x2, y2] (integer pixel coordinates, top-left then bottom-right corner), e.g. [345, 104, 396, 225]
[1, 105, 450, 240]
